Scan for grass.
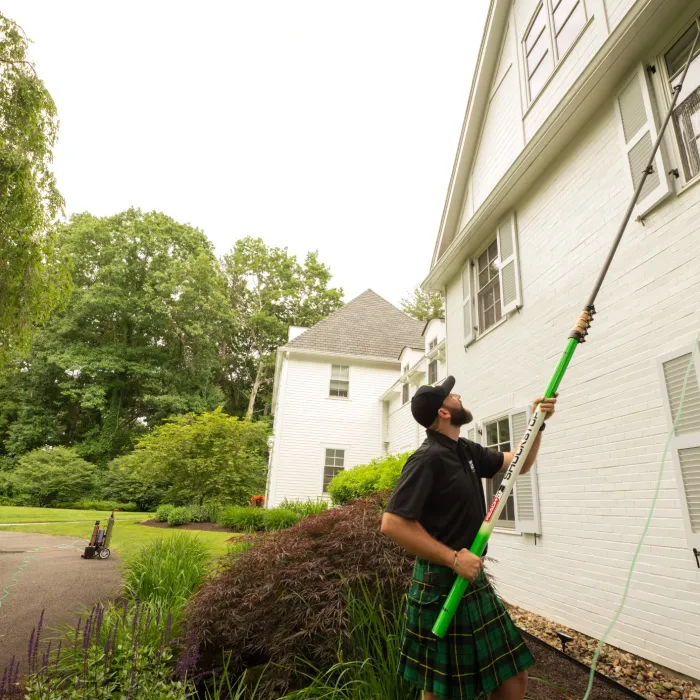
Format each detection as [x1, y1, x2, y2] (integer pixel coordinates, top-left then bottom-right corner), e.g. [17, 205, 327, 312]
[0, 505, 151, 524]
[0, 517, 234, 561]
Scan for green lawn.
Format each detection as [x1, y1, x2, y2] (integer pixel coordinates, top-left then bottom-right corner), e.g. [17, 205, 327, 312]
[0, 507, 235, 561]
[0, 505, 151, 524]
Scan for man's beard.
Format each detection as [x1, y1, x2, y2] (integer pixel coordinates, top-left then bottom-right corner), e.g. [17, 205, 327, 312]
[448, 404, 473, 427]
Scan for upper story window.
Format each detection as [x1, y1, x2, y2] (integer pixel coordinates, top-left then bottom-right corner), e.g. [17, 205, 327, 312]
[429, 337, 438, 351]
[329, 365, 349, 398]
[462, 215, 522, 346]
[402, 383, 409, 405]
[524, 1, 587, 101]
[664, 19, 700, 183]
[428, 359, 438, 385]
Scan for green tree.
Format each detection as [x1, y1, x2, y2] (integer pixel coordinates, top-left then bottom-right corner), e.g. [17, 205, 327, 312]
[13, 446, 95, 507]
[0, 14, 70, 369]
[2, 209, 231, 462]
[110, 408, 270, 506]
[222, 237, 343, 419]
[400, 286, 444, 322]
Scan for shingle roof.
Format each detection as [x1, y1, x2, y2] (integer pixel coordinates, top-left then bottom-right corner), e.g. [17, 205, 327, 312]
[285, 289, 425, 360]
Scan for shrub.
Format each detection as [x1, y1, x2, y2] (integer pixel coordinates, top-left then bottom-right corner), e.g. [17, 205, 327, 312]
[157, 504, 175, 522]
[185, 496, 414, 695]
[123, 533, 211, 610]
[263, 508, 300, 531]
[327, 452, 411, 506]
[204, 501, 222, 523]
[217, 505, 265, 532]
[278, 498, 328, 518]
[188, 505, 211, 523]
[168, 506, 192, 526]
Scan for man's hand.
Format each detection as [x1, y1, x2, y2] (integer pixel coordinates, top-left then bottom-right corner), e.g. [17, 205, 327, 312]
[453, 549, 482, 581]
[532, 392, 558, 420]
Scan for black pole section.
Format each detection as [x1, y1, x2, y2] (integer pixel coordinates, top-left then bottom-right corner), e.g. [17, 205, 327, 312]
[586, 29, 699, 309]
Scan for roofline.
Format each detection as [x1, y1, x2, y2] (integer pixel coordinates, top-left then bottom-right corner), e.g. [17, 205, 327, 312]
[425, 0, 673, 289]
[422, 317, 445, 335]
[431, 0, 507, 268]
[277, 345, 402, 365]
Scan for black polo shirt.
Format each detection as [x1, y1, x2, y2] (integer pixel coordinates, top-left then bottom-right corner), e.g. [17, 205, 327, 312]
[384, 429, 504, 552]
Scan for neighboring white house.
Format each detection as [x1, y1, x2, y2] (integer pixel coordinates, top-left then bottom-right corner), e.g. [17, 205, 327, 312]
[421, 0, 700, 680]
[266, 290, 437, 507]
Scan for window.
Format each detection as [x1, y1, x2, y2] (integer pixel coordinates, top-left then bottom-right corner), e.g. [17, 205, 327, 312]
[665, 19, 700, 183]
[484, 417, 516, 528]
[428, 360, 438, 385]
[464, 214, 522, 340]
[429, 337, 438, 351]
[657, 343, 700, 550]
[479, 410, 542, 534]
[402, 383, 409, 405]
[329, 365, 349, 398]
[403, 364, 410, 376]
[323, 449, 345, 492]
[523, 1, 587, 100]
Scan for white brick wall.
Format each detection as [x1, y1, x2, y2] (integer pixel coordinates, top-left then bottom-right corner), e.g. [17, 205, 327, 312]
[267, 354, 399, 506]
[444, 98, 700, 678]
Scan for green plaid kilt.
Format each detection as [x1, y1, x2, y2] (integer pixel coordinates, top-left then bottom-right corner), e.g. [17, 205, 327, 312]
[398, 558, 534, 700]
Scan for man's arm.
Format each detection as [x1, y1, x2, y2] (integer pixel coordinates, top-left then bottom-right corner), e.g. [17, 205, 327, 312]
[381, 512, 482, 581]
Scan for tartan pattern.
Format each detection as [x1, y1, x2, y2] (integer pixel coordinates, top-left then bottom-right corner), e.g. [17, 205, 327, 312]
[398, 558, 535, 699]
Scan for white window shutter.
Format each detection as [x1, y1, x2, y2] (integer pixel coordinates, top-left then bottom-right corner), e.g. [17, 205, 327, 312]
[658, 344, 700, 550]
[616, 65, 673, 218]
[462, 263, 476, 347]
[511, 408, 542, 534]
[497, 215, 522, 316]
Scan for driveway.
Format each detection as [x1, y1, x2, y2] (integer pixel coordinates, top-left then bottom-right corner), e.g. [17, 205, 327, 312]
[0, 531, 122, 675]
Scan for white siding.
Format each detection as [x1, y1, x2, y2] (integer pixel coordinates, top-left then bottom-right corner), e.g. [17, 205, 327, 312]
[471, 24, 524, 211]
[605, 0, 636, 31]
[267, 355, 398, 506]
[387, 402, 421, 455]
[444, 98, 700, 678]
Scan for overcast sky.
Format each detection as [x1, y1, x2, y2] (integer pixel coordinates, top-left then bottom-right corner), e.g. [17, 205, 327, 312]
[5, 1, 489, 305]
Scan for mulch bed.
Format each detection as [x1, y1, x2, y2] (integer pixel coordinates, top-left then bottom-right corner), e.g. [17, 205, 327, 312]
[138, 520, 237, 533]
[526, 633, 638, 700]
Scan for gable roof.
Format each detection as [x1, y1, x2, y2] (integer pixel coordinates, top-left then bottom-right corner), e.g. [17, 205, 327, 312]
[285, 289, 424, 360]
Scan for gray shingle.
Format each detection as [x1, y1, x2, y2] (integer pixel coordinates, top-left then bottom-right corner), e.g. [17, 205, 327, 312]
[285, 290, 425, 360]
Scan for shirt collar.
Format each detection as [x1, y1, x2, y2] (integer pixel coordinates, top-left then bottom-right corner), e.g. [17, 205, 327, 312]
[426, 429, 459, 452]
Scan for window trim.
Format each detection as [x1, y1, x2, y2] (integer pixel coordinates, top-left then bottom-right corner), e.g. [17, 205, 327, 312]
[653, 15, 700, 190]
[481, 415, 517, 530]
[329, 364, 350, 400]
[322, 446, 347, 494]
[521, 0, 589, 104]
[402, 382, 410, 405]
[428, 359, 438, 385]
[656, 341, 700, 550]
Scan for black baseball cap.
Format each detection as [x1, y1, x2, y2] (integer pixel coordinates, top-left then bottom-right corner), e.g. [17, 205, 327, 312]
[411, 375, 456, 428]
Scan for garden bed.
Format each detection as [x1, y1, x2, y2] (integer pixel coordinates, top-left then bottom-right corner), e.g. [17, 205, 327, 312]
[138, 519, 237, 533]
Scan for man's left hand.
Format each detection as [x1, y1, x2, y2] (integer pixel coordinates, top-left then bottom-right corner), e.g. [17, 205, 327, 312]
[533, 392, 558, 420]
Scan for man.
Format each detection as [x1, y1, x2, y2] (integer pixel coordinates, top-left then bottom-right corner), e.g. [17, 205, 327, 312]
[381, 375, 557, 700]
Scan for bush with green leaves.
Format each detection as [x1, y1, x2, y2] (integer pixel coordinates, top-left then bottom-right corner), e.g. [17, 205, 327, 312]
[188, 504, 211, 522]
[109, 408, 269, 507]
[263, 508, 300, 531]
[278, 498, 328, 518]
[167, 506, 192, 526]
[66, 498, 140, 512]
[12, 447, 96, 507]
[123, 533, 211, 610]
[326, 452, 411, 506]
[157, 504, 175, 522]
[217, 505, 266, 531]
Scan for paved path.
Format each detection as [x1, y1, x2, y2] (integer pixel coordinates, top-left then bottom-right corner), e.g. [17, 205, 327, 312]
[0, 531, 122, 675]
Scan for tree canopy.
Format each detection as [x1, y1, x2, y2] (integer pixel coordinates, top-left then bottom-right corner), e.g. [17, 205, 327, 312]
[400, 286, 444, 322]
[0, 13, 70, 368]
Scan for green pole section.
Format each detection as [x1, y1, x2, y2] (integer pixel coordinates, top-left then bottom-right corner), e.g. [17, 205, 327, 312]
[431, 336, 581, 638]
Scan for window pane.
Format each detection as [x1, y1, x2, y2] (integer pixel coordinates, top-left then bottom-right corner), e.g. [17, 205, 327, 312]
[529, 50, 554, 97]
[331, 365, 349, 380]
[402, 384, 409, 404]
[665, 23, 700, 79]
[527, 32, 549, 76]
[553, 0, 579, 34]
[498, 418, 510, 443]
[525, 6, 547, 54]
[555, 1, 585, 56]
[429, 360, 437, 385]
[486, 473, 516, 528]
[672, 83, 700, 180]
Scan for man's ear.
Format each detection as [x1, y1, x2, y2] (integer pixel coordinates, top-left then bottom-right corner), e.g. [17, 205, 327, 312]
[436, 406, 451, 420]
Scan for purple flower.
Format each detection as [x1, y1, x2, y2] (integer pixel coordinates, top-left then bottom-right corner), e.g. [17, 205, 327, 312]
[27, 629, 35, 670]
[74, 617, 82, 649]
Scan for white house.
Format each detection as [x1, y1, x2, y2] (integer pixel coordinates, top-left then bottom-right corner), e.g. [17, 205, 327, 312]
[421, 0, 700, 680]
[266, 290, 440, 507]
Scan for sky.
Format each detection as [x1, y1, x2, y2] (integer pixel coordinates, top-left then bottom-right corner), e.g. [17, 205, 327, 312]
[4, 1, 490, 306]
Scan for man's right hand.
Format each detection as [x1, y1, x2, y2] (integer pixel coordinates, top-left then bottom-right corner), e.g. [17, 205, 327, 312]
[452, 548, 482, 581]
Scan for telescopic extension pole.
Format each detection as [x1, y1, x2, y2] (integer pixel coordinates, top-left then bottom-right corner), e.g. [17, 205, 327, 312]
[432, 30, 699, 639]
